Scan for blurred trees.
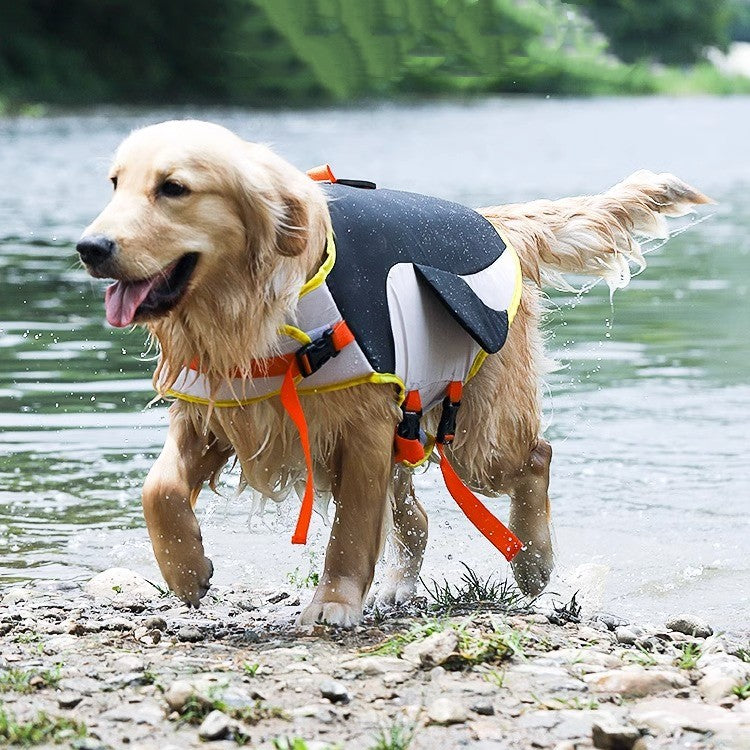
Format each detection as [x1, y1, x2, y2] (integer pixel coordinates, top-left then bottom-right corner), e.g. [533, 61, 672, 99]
[570, 0, 731, 64]
[0, 0, 744, 106]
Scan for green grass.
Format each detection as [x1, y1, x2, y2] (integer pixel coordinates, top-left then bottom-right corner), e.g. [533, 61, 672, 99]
[422, 563, 531, 613]
[370, 615, 525, 669]
[0, 666, 61, 694]
[175, 689, 287, 728]
[272, 739, 341, 750]
[676, 643, 702, 670]
[732, 682, 750, 700]
[369, 720, 416, 750]
[243, 662, 261, 677]
[0, 707, 87, 746]
[286, 567, 320, 589]
[538, 695, 600, 711]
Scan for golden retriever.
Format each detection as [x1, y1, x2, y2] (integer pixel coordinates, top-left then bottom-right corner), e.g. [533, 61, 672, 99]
[78, 120, 709, 626]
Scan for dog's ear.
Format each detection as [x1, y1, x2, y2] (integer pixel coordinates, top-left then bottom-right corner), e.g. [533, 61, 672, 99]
[276, 194, 309, 258]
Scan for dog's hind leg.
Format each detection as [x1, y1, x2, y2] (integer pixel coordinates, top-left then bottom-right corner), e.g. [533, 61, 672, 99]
[372, 465, 428, 608]
[298, 394, 396, 627]
[142, 402, 233, 606]
[448, 286, 554, 598]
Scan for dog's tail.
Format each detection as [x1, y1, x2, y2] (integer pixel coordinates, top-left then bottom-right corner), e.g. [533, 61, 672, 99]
[479, 171, 712, 292]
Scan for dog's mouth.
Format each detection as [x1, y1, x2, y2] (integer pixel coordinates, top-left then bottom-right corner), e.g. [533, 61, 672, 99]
[104, 253, 199, 328]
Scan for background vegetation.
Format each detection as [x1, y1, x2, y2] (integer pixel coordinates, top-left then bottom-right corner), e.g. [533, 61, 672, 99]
[1, 0, 750, 109]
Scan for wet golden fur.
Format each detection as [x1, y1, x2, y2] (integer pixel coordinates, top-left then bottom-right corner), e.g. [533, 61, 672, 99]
[81, 120, 710, 626]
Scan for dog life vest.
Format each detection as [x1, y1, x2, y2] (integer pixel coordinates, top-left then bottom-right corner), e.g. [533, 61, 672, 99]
[167, 167, 524, 561]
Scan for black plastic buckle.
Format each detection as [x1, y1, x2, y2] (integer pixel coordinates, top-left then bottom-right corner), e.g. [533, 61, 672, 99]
[436, 397, 461, 445]
[397, 408, 422, 440]
[296, 328, 340, 377]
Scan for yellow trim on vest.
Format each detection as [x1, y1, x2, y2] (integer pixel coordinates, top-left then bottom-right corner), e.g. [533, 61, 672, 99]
[299, 230, 336, 297]
[167, 371, 405, 409]
[279, 325, 312, 345]
[401, 434, 436, 469]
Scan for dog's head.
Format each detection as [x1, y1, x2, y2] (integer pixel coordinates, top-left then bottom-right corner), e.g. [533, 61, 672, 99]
[78, 120, 326, 330]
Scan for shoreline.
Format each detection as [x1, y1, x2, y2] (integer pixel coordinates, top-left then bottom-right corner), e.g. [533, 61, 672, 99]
[1, 569, 749, 750]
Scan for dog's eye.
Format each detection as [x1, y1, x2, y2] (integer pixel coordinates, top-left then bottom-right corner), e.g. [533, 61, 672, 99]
[159, 180, 189, 198]
[110, 176, 118, 190]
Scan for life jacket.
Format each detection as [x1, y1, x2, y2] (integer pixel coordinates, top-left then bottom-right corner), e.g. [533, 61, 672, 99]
[167, 167, 524, 562]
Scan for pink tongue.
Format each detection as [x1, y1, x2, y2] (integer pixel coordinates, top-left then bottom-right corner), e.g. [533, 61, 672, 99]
[105, 277, 161, 327]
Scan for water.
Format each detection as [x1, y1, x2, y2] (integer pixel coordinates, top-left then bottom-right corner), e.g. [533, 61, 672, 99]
[1, 97, 748, 630]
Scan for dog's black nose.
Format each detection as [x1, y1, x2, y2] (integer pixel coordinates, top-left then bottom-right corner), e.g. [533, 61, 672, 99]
[77, 234, 116, 266]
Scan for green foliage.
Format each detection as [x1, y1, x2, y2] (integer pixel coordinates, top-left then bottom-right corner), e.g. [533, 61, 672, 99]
[174, 688, 287, 728]
[676, 643, 702, 670]
[370, 615, 525, 668]
[733, 681, 750, 700]
[0, 707, 87, 746]
[242, 662, 261, 676]
[1, 0, 745, 107]
[0, 666, 61, 694]
[569, 0, 731, 64]
[423, 562, 532, 613]
[369, 719, 416, 750]
[272, 739, 341, 750]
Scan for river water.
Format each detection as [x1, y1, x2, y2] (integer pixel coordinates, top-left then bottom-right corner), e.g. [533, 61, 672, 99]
[1, 97, 748, 631]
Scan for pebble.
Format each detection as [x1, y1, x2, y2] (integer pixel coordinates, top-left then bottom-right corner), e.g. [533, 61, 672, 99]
[177, 626, 204, 642]
[320, 679, 350, 704]
[58, 692, 83, 709]
[85, 568, 160, 603]
[401, 629, 458, 668]
[631, 696, 750, 736]
[665, 614, 713, 639]
[591, 720, 642, 750]
[584, 666, 689, 698]
[427, 696, 468, 725]
[198, 709, 232, 741]
[614, 626, 639, 645]
[143, 616, 167, 631]
[337, 655, 415, 676]
[471, 701, 495, 716]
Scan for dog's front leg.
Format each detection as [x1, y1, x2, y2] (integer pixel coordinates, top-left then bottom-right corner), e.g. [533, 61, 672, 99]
[142, 404, 232, 606]
[298, 418, 394, 627]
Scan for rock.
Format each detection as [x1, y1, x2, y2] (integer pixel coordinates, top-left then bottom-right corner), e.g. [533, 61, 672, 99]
[143, 616, 167, 631]
[471, 701, 495, 716]
[164, 679, 206, 712]
[320, 679, 350, 704]
[584, 666, 689, 698]
[198, 710, 232, 741]
[58, 677, 104, 696]
[401, 629, 458, 668]
[696, 653, 750, 702]
[85, 568, 160, 604]
[58, 692, 83, 709]
[177, 626, 203, 642]
[615, 627, 639, 645]
[337, 655, 415, 676]
[591, 720, 642, 750]
[665, 614, 713, 639]
[631, 697, 750, 736]
[427, 697, 468, 725]
[111, 654, 144, 672]
[71, 740, 108, 750]
[101, 701, 164, 725]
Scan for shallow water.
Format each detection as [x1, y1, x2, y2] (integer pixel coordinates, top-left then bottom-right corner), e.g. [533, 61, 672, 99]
[1, 97, 748, 630]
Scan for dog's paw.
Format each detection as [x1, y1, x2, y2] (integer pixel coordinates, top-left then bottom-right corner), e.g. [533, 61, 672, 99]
[370, 573, 418, 610]
[297, 595, 363, 628]
[163, 554, 214, 608]
[511, 542, 553, 599]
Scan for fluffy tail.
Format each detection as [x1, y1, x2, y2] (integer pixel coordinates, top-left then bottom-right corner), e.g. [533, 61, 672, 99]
[479, 171, 712, 292]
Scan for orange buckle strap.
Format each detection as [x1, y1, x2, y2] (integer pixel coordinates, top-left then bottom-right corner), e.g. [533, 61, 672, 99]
[435, 381, 523, 562]
[394, 389, 425, 465]
[278, 321, 354, 545]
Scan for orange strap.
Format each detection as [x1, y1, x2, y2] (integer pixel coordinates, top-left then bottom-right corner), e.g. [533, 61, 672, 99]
[436, 443, 523, 562]
[280, 361, 315, 545]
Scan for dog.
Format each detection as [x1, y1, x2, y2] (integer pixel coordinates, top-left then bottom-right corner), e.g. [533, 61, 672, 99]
[77, 120, 709, 626]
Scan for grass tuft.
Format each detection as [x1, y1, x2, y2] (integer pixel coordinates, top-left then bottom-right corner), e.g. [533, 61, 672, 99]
[369, 719, 416, 750]
[732, 682, 750, 700]
[422, 562, 531, 614]
[369, 615, 524, 669]
[0, 707, 86, 746]
[0, 666, 61, 694]
[175, 688, 287, 728]
[676, 643, 701, 670]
